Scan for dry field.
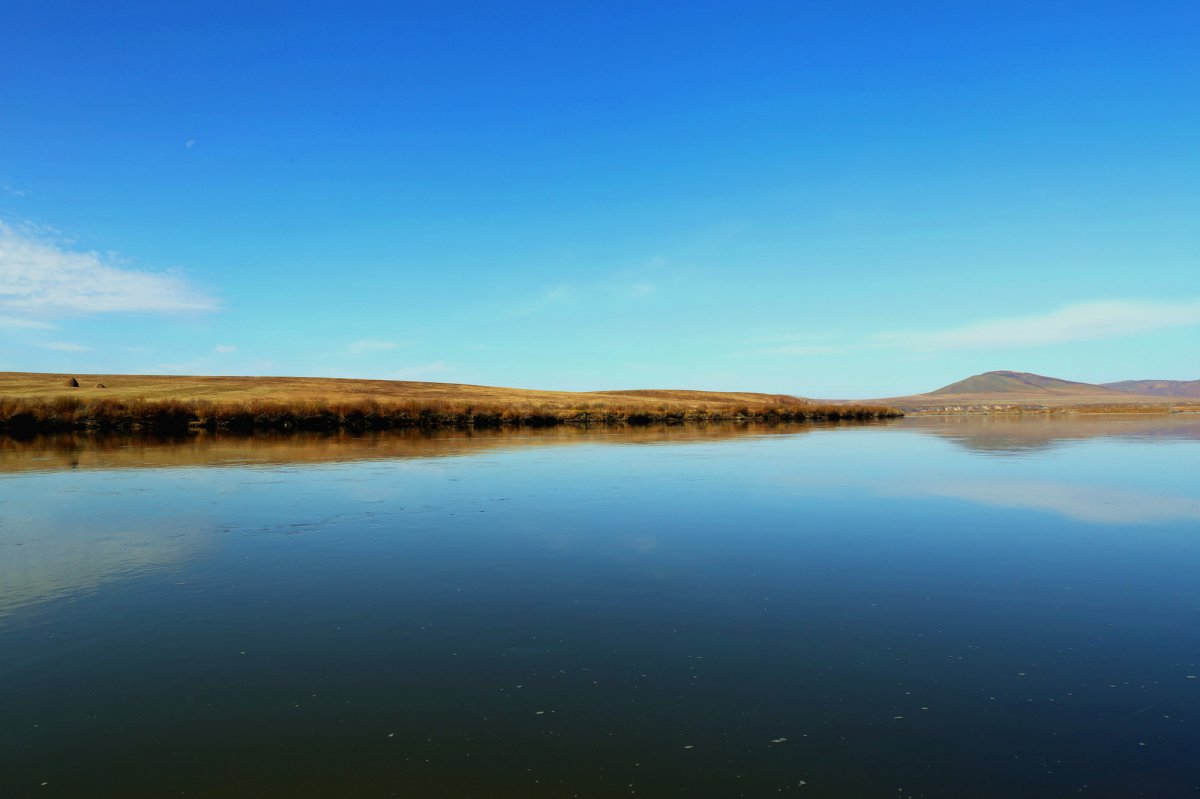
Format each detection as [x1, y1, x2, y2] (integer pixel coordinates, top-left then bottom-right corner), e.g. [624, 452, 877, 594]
[0, 372, 900, 433]
[1, 372, 804, 408]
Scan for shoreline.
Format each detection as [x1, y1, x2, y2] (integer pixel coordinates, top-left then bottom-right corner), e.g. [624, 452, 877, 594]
[0, 396, 902, 435]
[888, 404, 1200, 416]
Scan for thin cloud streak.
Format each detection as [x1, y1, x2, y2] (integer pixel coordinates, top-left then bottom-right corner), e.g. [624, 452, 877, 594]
[755, 344, 847, 356]
[0, 314, 53, 329]
[749, 299, 1200, 358]
[393, 361, 453, 381]
[875, 300, 1200, 351]
[0, 222, 218, 317]
[348, 338, 402, 355]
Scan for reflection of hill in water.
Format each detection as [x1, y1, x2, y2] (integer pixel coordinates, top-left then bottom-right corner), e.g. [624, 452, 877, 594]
[0, 423, 868, 474]
[901, 414, 1200, 454]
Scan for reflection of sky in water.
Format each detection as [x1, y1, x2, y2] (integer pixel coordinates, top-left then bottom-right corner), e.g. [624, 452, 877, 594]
[888, 478, 1200, 524]
[764, 417, 1200, 526]
[0, 471, 215, 618]
[2, 417, 1199, 797]
[4, 419, 1199, 617]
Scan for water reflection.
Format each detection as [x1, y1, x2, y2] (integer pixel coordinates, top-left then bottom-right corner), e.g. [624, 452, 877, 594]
[899, 413, 1200, 454]
[2, 417, 1199, 797]
[0, 473, 214, 618]
[0, 423, 838, 474]
[887, 478, 1200, 524]
[0, 520, 210, 619]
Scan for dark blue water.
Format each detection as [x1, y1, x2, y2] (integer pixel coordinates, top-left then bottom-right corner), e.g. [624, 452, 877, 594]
[2, 418, 1199, 797]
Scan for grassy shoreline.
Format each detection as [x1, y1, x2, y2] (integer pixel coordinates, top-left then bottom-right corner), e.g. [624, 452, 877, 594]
[0, 395, 902, 435]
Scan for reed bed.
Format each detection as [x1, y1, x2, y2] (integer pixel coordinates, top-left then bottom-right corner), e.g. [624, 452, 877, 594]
[0, 396, 902, 435]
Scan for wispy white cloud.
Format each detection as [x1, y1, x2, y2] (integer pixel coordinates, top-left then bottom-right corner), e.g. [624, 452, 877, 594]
[507, 285, 572, 318]
[1, 184, 25, 198]
[214, 344, 237, 354]
[742, 332, 848, 357]
[0, 222, 218, 318]
[874, 299, 1200, 351]
[755, 344, 846, 356]
[0, 314, 53, 330]
[348, 338, 401, 355]
[393, 361, 453, 381]
[42, 341, 90, 352]
[749, 299, 1200, 359]
[507, 257, 672, 318]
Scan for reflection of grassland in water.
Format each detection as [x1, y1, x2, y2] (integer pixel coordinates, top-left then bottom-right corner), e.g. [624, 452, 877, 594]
[0, 372, 900, 433]
[0, 422, 890, 474]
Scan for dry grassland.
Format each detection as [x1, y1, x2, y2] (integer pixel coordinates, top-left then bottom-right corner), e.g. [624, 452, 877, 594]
[0, 372, 900, 434]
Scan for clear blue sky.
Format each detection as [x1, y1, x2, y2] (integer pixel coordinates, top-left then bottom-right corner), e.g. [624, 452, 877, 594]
[2, 1, 1198, 397]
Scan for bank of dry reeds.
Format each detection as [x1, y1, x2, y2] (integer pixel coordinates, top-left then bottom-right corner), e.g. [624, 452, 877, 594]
[0, 395, 901, 434]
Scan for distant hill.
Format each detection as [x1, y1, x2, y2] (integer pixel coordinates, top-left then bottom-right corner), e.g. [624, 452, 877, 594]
[1102, 379, 1200, 398]
[929, 370, 1126, 397]
[862, 370, 1199, 412]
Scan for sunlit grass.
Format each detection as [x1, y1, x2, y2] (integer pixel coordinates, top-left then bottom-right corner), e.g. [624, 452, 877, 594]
[0, 395, 901, 434]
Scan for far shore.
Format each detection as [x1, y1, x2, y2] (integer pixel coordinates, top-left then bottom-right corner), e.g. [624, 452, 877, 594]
[870, 403, 1200, 416]
[0, 372, 900, 435]
[7, 371, 1198, 437]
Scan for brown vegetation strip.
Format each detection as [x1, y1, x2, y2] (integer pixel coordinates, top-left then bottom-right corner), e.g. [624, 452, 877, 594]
[0, 396, 902, 435]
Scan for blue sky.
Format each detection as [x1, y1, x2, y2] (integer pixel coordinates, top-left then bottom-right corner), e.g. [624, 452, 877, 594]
[2, 1, 1198, 397]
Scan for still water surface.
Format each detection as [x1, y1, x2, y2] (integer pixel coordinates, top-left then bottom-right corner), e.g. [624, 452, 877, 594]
[2, 417, 1199, 797]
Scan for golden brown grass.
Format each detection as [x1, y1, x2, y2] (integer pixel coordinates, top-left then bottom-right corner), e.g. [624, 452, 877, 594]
[0, 372, 901, 434]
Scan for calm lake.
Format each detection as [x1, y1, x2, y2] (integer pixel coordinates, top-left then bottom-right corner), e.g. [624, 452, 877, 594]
[2, 417, 1199, 798]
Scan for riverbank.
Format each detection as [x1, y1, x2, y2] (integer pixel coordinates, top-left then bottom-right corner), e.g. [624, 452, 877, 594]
[890, 403, 1200, 415]
[0, 396, 902, 435]
[0, 372, 902, 434]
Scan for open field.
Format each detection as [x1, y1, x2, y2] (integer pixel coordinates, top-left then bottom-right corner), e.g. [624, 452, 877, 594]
[0, 371, 855, 407]
[0, 372, 900, 434]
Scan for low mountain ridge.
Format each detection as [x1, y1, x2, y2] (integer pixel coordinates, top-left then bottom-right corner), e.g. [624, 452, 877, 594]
[1102, 379, 1200, 399]
[928, 371, 1128, 397]
[864, 370, 1200, 412]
